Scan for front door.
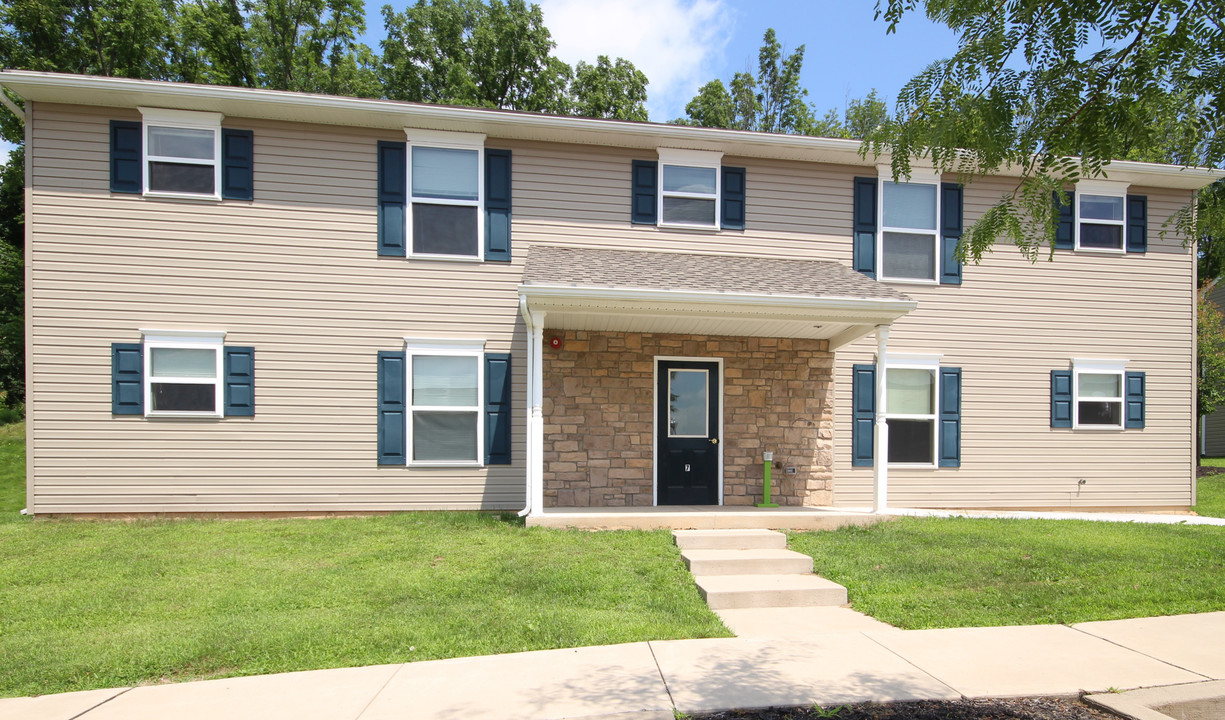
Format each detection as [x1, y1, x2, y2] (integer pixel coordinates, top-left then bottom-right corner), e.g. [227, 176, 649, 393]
[657, 360, 720, 505]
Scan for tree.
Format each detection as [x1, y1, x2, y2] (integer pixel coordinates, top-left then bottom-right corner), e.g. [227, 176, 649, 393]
[869, 1, 1225, 262]
[571, 55, 648, 122]
[678, 29, 812, 134]
[1199, 290, 1225, 459]
[809, 90, 889, 140]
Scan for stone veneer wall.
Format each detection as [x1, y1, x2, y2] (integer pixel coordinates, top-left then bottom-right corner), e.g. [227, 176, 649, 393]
[541, 331, 835, 507]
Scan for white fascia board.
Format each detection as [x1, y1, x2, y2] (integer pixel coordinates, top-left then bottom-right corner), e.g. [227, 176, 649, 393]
[4, 70, 1222, 190]
[138, 107, 223, 127]
[519, 284, 917, 315]
[404, 128, 486, 147]
[657, 147, 723, 166]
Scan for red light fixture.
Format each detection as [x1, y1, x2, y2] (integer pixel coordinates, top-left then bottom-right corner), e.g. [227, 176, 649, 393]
[550, 336, 562, 349]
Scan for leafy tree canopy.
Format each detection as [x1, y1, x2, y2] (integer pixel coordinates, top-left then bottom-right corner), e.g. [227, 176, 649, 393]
[868, 0, 1225, 262]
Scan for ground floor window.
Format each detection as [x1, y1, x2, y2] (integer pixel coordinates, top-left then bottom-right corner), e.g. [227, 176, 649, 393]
[885, 358, 938, 466]
[406, 340, 484, 464]
[143, 331, 225, 417]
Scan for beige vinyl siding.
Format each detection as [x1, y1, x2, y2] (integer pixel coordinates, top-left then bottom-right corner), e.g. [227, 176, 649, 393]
[833, 176, 1195, 509]
[27, 101, 1197, 513]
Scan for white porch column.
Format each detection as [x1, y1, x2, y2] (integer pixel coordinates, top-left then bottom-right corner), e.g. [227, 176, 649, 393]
[873, 324, 890, 514]
[530, 311, 546, 517]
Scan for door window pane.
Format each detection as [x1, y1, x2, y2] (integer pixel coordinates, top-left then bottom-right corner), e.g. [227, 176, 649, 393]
[411, 203, 479, 255]
[149, 162, 215, 194]
[663, 165, 716, 194]
[883, 182, 937, 230]
[151, 383, 215, 412]
[882, 232, 936, 280]
[413, 411, 478, 461]
[412, 147, 479, 200]
[887, 368, 935, 414]
[662, 197, 716, 226]
[413, 356, 478, 406]
[148, 126, 215, 159]
[887, 418, 934, 463]
[668, 369, 708, 437]
[150, 348, 216, 378]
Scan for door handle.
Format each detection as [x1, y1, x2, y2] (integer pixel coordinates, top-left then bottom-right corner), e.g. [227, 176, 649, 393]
[709, 438, 718, 445]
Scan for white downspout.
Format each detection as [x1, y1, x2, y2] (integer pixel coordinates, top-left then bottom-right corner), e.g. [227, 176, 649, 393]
[873, 324, 890, 514]
[518, 297, 534, 517]
[0, 84, 25, 123]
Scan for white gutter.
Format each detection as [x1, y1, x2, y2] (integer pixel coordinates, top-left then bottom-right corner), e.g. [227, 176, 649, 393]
[0, 84, 25, 123]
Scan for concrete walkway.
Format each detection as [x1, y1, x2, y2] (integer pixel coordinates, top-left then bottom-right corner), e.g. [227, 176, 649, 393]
[4, 611, 1224, 720]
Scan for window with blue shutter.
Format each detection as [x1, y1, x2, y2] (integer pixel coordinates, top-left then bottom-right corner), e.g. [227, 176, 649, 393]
[721, 166, 746, 230]
[1125, 371, 1146, 428]
[221, 129, 254, 201]
[1053, 191, 1074, 249]
[484, 149, 512, 262]
[484, 353, 512, 464]
[939, 367, 962, 466]
[377, 351, 407, 465]
[110, 120, 142, 194]
[1126, 195, 1147, 253]
[111, 343, 144, 414]
[223, 346, 255, 416]
[940, 183, 963, 285]
[852, 177, 877, 278]
[851, 364, 876, 466]
[377, 141, 407, 257]
[631, 160, 658, 224]
[1050, 370, 1073, 428]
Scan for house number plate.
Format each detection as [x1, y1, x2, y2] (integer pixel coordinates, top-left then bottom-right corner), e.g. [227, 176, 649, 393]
[685, 464, 691, 472]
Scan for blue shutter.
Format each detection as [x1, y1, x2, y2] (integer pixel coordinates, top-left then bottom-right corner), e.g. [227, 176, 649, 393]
[221, 128, 254, 201]
[484, 353, 512, 465]
[377, 141, 407, 257]
[223, 346, 255, 416]
[111, 343, 144, 415]
[110, 120, 142, 194]
[631, 160, 657, 224]
[721, 166, 746, 230]
[1125, 371, 1146, 429]
[1126, 195, 1147, 253]
[377, 351, 407, 465]
[852, 364, 876, 467]
[939, 367, 962, 467]
[1051, 370, 1073, 428]
[484, 149, 512, 262]
[853, 177, 877, 278]
[1053, 190, 1074, 249]
[940, 182, 963, 285]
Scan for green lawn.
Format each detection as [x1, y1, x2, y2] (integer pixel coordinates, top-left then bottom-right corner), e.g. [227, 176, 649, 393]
[1196, 458, 1225, 517]
[0, 422, 24, 517]
[789, 516, 1225, 630]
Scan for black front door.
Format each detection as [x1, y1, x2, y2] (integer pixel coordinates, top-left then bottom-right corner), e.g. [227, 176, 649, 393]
[657, 360, 720, 505]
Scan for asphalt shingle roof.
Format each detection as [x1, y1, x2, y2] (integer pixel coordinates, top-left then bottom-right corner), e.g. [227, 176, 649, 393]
[521, 246, 912, 302]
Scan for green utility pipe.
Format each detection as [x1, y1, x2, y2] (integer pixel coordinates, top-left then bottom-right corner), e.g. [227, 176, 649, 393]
[757, 459, 779, 508]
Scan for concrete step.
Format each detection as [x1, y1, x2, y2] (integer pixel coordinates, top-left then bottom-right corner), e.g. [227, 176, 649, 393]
[673, 529, 786, 551]
[681, 548, 814, 576]
[696, 573, 848, 610]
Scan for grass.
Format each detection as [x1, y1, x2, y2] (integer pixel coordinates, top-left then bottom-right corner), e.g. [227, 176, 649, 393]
[789, 516, 1225, 630]
[1196, 457, 1225, 517]
[0, 421, 23, 516]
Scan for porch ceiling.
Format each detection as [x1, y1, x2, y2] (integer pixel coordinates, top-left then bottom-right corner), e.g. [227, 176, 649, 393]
[519, 246, 916, 348]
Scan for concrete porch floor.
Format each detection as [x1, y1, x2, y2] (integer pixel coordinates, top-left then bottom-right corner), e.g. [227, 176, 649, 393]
[525, 505, 888, 530]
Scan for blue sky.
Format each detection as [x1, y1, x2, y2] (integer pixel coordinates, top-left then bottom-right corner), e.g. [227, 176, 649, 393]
[0, 2, 961, 163]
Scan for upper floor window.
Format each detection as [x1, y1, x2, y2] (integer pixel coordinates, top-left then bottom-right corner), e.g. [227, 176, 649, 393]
[879, 170, 940, 283]
[658, 149, 722, 229]
[139, 108, 222, 199]
[1075, 180, 1127, 252]
[407, 131, 485, 259]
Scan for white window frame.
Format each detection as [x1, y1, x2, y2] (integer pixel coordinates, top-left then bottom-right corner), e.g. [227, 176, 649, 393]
[405, 129, 486, 262]
[1072, 358, 1128, 430]
[877, 167, 941, 285]
[141, 329, 226, 418]
[1074, 179, 1129, 254]
[657, 148, 722, 230]
[138, 107, 223, 201]
[883, 353, 942, 468]
[404, 338, 486, 467]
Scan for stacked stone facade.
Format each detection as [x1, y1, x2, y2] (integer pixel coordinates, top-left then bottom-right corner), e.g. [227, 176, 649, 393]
[541, 331, 835, 507]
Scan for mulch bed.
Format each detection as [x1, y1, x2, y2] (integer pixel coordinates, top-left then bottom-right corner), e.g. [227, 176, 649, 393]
[1196, 464, 1225, 478]
[694, 696, 1120, 720]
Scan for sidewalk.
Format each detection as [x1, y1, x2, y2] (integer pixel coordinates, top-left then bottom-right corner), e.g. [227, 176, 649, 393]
[3, 611, 1223, 720]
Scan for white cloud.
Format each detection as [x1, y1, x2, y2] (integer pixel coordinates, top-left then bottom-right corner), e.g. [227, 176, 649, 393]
[536, 0, 733, 122]
[0, 140, 14, 166]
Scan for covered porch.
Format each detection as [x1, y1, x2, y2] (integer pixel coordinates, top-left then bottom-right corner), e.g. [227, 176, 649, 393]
[517, 246, 915, 522]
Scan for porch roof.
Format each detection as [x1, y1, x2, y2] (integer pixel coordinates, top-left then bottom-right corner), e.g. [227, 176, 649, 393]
[519, 246, 916, 349]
